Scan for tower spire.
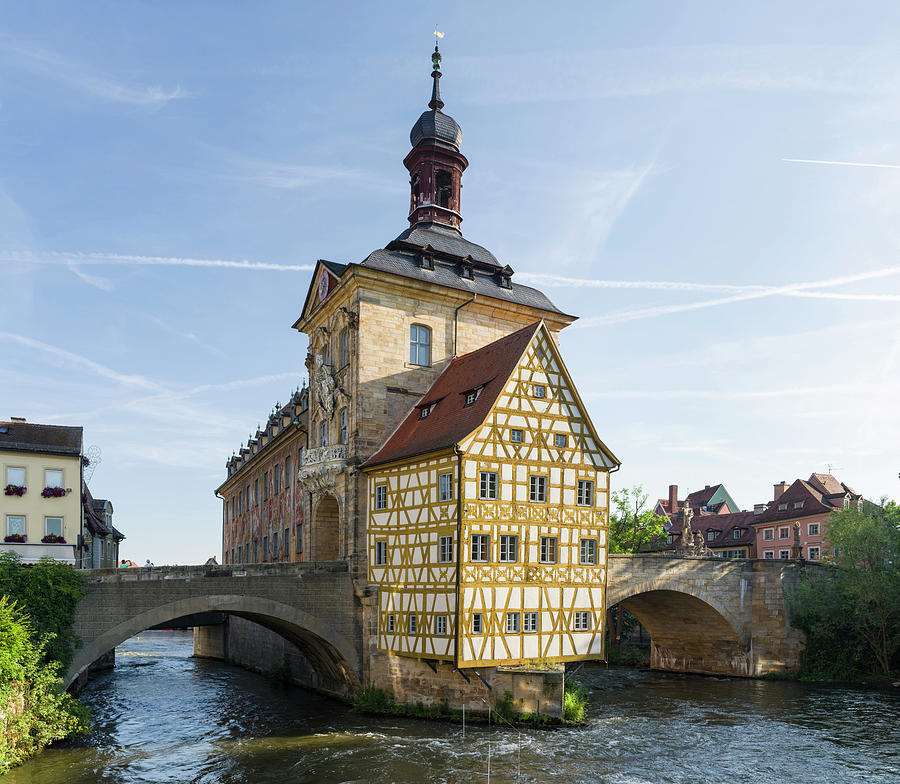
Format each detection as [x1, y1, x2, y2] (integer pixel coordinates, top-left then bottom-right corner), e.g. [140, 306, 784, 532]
[428, 43, 444, 111]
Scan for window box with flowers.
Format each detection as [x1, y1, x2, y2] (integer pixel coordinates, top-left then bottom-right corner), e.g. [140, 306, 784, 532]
[4, 534, 27, 543]
[4, 484, 26, 497]
[41, 486, 67, 498]
[41, 534, 67, 544]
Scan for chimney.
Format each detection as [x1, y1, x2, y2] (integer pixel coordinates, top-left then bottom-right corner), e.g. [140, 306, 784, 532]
[668, 484, 678, 513]
[10, 417, 26, 423]
[774, 481, 790, 501]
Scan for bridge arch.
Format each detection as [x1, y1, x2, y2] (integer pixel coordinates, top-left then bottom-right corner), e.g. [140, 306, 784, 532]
[607, 572, 752, 677]
[66, 593, 361, 693]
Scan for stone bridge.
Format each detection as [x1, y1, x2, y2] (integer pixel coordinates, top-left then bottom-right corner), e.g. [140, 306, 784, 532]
[66, 561, 362, 694]
[67, 554, 805, 692]
[608, 554, 806, 676]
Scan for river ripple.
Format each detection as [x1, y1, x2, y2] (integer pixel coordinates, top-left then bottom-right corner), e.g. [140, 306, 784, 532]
[7, 631, 899, 783]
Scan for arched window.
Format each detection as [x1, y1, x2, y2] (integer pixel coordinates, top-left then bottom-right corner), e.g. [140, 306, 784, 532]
[410, 324, 431, 366]
[411, 174, 421, 208]
[340, 328, 349, 368]
[435, 170, 452, 208]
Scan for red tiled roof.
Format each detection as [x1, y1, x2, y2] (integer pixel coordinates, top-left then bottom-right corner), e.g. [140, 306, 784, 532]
[362, 322, 541, 469]
[753, 478, 836, 525]
[662, 510, 757, 549]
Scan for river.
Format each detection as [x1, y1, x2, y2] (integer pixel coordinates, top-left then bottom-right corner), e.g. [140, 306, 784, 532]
[7, 631, 899, 783]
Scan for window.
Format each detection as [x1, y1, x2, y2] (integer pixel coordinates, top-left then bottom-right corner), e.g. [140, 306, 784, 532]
[778, 503, 788, 511]
[667, 534, 674, 545]
[540, 536, 557, 563]
[419, 404, 433, 419]
[274, 465, 281, 494]
[524, 612, 538, 633]
[284, 528, 290, 557]
[435, 169, 452, 208]
[254, 479, 260, 506]
[779, 526, 790, 539]
[779, 550, 790, 559]
[733, 529, 741, 539]
[577, 480, 594, 506]
[44, 469, 63, 488]
[438, 473, 454, 502]
[244, 543, 249, 563]
[573, 611, 591, 631]
[533, 384, 546, 399]
[808, 522, 820, 536]
[6, 516, 25, 536]
[387, 614, 395, 633]
[529, 475, 547, 503]
[764, 550, 774, 559]
[375, 541, 387, 566]
[471, 534, 490, 562]
[439, 535, 454, 563]
[580, 538, 597, 564]
[472, 613, 483, 634]
[375, 485, 387, 511]
[436, 616, 448, 636]
[793, 500, 805, 509]
[285, 455, 292, 489]
[808, 547, 821, 561]
[763, 528, 774, 541]
[506, 612, 520, 633]
[408, 615, 417, 634]
[319, 420, 327, 447]
[272, 532, 278, 559]
[231, 497, 235, 519]
[554, 434, 567, 448]
[340, 328, 350, 368]
[340, 408, 348, 445]
[707, 531, 716, 542]
[6, 467, 24, 487]
[464, 388, 481, 407]
[479, 472, 497, 500]
[499, 534, 518, 563]
[262, 536, 268, 562]
[263, 472, 269, 501]
[296, 524, 303, 553]
[410, 324, 431, 366]
[509, 429, 523, 443]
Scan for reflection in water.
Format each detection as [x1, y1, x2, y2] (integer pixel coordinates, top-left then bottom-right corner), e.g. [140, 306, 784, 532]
[7, 631, 899, 783]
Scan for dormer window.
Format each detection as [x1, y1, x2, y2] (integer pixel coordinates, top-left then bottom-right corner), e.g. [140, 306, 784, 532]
[460, 259, 474, 279]
[418, 252, 434, 270]
[497, 265, 514, 289]
[435, 170, 452, 208]
[419, 404, 434, 419]
[464, 386, 483, 407]
[707, 531, 716, 542]
[778, 503, 788, 511]
[733, 529, 741, 539]
[793, 500, 805, 509]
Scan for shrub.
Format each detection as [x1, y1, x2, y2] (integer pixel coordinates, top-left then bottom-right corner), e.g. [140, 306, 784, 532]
[563, 679, 589, 723]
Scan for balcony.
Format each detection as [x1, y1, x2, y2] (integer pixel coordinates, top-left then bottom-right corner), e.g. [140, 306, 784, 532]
[302, 445, 348, 466]
[299, 445, 348, 497]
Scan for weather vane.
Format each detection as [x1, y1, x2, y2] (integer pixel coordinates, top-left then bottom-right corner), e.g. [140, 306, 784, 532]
[434, 26, 444, 43]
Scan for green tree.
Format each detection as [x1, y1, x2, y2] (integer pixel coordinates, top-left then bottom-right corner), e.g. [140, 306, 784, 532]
[790, 500, 900, 677]
[608, 485, 667, 554]
[607, 486, 668, 646]
[0, 596, 90, 770]
[0, 552, 86, 670]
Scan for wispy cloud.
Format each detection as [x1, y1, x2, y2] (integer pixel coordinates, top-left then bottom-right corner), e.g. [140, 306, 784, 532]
[783, 158, 900, 170]
[0, 250, 314, 273]
[66, 261, 114, 291]
[586, 383, 873, 401]
[0, 332, 162, 390]
[575, 265, 900, 327]
[0, 36, 187, 107]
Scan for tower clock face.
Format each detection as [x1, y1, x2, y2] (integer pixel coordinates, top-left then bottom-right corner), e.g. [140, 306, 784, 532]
[317, 269, 329, 302]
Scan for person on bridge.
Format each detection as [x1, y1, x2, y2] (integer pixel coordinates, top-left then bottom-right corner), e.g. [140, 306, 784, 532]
[144, 559, 154, 569]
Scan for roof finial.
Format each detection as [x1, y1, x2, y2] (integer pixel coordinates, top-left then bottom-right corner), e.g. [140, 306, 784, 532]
[429, 31, 444, 111]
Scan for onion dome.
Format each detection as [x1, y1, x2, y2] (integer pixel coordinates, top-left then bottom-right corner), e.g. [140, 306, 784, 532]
[409, 44, 462, 150]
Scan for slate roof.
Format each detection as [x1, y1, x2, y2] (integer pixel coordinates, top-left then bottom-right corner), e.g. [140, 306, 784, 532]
[753, 478, 844, 525]
[0, 421, 82, 457]
[391, 224, 500, 266]
[362, 322, 541, 468]
[410, 109, 462, 149]
[82, 487, 111, 536]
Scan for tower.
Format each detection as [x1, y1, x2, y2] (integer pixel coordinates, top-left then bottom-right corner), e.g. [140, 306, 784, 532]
[404, 45, 468, 232]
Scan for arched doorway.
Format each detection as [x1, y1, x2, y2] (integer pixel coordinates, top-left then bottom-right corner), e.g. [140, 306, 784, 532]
[312, 495, 340, 561]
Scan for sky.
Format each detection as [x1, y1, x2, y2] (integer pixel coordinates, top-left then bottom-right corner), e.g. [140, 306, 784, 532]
[2, 2, 899, 564]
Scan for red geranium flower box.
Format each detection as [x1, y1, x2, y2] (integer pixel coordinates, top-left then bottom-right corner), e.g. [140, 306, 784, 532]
[4, 485, 26, 497]
[41, 486, 66, 498]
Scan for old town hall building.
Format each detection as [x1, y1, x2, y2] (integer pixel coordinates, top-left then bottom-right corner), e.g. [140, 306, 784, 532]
[218, 46, 619, 708]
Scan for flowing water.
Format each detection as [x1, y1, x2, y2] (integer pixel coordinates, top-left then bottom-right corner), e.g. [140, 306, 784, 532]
[7, 631, 899, 783]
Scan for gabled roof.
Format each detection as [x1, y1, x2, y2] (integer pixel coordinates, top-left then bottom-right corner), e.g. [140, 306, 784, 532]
[0, 421, 82, 457]
[753, 478, 837, 524]
[362, 322, 541, 468]
[82, 486, 111, 536]
[663, 510, 757, 549]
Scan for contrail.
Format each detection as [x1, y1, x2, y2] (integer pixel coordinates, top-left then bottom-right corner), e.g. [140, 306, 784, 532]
[0, 250, 315, 272]
[783, 158, 900, 170]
